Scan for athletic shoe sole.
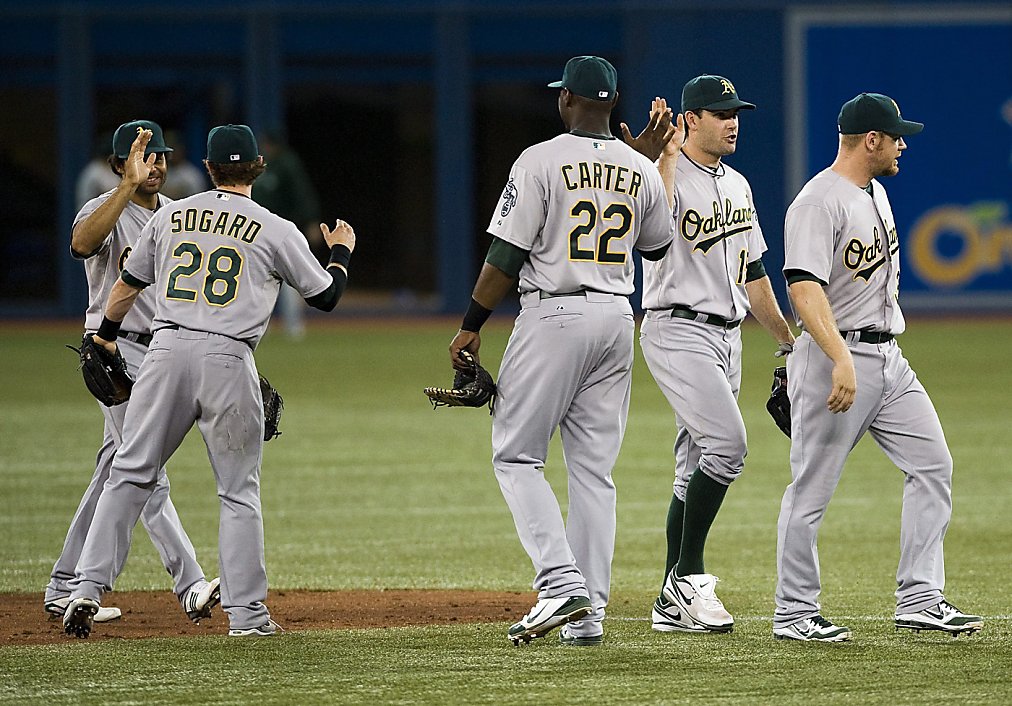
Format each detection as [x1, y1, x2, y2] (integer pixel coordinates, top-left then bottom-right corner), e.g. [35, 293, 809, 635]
[509, 597, 593, 646]
[46, 601, 121, 623]
[63, 598, 99, 639]
[894, 619, 982, 637]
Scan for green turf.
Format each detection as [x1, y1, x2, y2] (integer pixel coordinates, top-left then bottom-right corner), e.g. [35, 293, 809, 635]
[2, 318, 1010, 704]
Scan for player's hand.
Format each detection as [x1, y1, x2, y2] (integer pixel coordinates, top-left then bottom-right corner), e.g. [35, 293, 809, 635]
[321, 219, 356, 252]
[122, 129, 156, 189]
[450, 330, 481, 371]
[91, 335, 118, 356]
[827, 358, 857, 413]
[620, 97, 677, 162]
[663, 112, 686, 158]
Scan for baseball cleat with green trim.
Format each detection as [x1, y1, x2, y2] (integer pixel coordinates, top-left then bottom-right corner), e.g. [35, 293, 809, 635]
[508, 595, 593, 646]
[895, 600, 983, 637]
[558, 624, 603, 646]
[774, 614, 852, 642]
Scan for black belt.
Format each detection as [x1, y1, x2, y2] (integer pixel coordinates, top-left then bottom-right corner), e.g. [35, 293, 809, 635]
[87, 330, 153, 347]
[155, 324, 254, 350]
[665, 306, 742, 330]
[538, 289, 619, 299]
[841, 329, 894, 344]
[121, 331, 153, 347]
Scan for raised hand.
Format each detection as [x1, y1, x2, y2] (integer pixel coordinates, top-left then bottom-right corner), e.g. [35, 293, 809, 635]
[123, 129, 156, 189]
[620, 97, 678, 161]
[321, 219, 356, 252]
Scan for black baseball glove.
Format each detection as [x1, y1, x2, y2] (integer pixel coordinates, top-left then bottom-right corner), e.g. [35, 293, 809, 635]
[260, 374, 284, 441]
[68, 335, 133, 406]
[424, 350, 497, 412]
[766, 366, 791, 438]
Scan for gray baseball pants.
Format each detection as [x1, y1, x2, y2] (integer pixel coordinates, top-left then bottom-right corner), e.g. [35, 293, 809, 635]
[46, 337, 204, 602]
[639, 313, 746, 498]
[775, 332, 952, 627]
[70, 328, 270, 630]
[492, 291, 634, 635]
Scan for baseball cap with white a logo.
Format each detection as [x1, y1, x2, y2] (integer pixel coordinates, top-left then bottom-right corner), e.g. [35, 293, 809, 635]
[206, 124, 260, 164]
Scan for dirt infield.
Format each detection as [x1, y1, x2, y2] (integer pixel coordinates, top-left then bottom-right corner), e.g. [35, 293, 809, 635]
[1, 589, 535, 645]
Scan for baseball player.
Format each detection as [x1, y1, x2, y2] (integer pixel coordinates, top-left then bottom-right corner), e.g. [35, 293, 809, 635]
[62, 124, 356, 638]
[773, 93, 982, 641]
[639, 76, 796, 634]
[46, 120, 220, 626]
[447, 56, 678, 647]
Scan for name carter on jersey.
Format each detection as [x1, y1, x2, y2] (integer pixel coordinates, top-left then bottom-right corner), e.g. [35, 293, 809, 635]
[169, 208, 262, 244]
[680, 198, 753, 253]
[561, 161, 643, 198]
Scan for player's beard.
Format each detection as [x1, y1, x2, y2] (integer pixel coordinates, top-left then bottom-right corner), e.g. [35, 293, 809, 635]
[872, 145, 900, 178]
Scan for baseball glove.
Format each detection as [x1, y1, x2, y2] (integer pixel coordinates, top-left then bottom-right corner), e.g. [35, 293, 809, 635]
[424, 350, 497, 411]
[260, 374, 284, 441]
[68, 335, 133, 407]
[766, 366, 791, 438]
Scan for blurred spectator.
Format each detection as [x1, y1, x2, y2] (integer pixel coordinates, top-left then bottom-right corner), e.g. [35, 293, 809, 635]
[160, 130, 208, 199]
[75, 135, 120, 209]
[252, 131, 323, 338]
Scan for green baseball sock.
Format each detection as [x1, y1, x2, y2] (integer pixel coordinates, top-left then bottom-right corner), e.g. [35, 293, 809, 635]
[675, 470, 729, 577]
[662, 494, 685, 592]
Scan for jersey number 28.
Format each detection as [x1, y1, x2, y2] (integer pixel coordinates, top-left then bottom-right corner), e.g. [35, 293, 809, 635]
[166, 242, 243, 306]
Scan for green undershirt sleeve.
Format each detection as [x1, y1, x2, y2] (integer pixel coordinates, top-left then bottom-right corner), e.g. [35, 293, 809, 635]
[784, 268, 827, 286]
[744, 259, 766, 283]
[485, 237, 529, 278]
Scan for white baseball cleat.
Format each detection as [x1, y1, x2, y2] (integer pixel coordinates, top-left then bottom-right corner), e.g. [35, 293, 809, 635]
[229, 619, 283, 637]
[651, 595, 712, 633]
[895, 600, 983, 637]
[507, 596, 593, 645]
[181, 577, 222, 623]
[46, 596, 121, 623]
[62, 597, 101, 639]
[773, 614, 852, 642]
[661, 572, 733, 633]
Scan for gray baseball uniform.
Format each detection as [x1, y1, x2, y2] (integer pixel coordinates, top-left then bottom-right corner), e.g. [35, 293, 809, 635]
[774, 168, 952, 626]
[641, 156, 767, 500]
[68, 188, 332, 631]
[489, 132, 674, 636]
[46, 190, 207, 605]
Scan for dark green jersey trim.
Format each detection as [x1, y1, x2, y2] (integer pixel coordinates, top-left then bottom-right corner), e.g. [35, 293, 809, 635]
[638, 242, 671, 261]
[745, 258, 767, 282]
[120, 270, 151, 289]
[784, 268, 827, 286]
[485, 237, 529, 278]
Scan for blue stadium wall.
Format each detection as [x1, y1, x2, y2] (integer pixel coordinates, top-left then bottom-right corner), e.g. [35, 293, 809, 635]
[0, 1, 1008, 316]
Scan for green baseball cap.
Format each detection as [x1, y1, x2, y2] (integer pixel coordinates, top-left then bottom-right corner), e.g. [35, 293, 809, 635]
[206, 124, 259, 164]
[837, 93, 923, 136]
[681, 75, 756, 113]
[112, 120, 173, 159]
[548, 56, 618, 101]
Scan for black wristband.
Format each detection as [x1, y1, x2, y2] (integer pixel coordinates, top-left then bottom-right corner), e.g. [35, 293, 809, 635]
[96, 316, 122, 341]
[328, 244, 352, 270]
[461, 298, 493, 333]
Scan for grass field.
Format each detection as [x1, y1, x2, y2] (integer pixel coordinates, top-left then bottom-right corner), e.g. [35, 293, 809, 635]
[2, 317, 1010, 704]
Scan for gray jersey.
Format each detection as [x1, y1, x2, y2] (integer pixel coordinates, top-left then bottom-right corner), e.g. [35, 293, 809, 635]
[642, 157, 766, 320]
[74, 190, 173, 334]
[124, 190, 332, 347]
[783, 168, 904, 334]
[489, 133, 674, 295]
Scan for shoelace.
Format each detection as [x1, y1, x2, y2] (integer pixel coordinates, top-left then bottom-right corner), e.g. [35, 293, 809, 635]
[810, 615, 834, 629]
[695, 577, 726, 610]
